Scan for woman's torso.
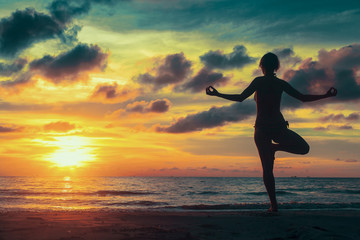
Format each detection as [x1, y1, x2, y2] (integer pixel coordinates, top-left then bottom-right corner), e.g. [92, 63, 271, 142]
[254, 76, 286, 128]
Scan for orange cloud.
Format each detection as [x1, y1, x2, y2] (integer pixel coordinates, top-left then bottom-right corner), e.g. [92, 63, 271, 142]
[43, 121, 76, 132]
[90, 83, 142, 103]
[0, 124, 20, 133]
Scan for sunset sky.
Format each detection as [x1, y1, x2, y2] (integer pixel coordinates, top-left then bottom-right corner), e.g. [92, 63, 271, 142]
[0, 0, 359, 177]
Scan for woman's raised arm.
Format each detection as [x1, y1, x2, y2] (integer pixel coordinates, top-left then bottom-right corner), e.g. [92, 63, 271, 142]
[282, 81, 337, 102]
[206, 78, 258, 102]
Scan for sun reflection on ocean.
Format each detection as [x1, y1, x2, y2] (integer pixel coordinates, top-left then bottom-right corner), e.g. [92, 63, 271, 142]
[62, 176, 72, 193]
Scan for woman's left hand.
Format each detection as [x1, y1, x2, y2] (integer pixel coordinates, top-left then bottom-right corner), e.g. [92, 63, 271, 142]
[326, 87, 337, 97]
[206, 86, 219, 96]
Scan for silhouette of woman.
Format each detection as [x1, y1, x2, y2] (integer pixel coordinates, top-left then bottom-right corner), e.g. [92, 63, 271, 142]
[206, 52, 337, 212]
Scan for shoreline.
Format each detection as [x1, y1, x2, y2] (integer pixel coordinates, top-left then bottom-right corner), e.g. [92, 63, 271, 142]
[1, 210, 359, 240]
[2, 201, 360, 213]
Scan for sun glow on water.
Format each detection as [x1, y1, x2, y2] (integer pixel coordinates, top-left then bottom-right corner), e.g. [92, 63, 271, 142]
[45, 136, 96, 167]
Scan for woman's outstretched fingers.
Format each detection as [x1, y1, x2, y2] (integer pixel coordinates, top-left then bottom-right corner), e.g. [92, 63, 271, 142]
[331, 87, 337, 96]
[206, 86, 211, 95]
[332, 87, 337, 96]
[327, 87, 337, 97]
[206, 86, 217, 96]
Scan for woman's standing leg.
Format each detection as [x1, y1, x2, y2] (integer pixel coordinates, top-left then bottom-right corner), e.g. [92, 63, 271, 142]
[254, 128, 278, 212]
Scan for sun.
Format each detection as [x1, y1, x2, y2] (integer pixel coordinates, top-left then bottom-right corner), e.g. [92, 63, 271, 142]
[45, 136, 96, 167]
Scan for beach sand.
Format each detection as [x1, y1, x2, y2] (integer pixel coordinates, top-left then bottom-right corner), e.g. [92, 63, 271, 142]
[0, 210, 359, 240]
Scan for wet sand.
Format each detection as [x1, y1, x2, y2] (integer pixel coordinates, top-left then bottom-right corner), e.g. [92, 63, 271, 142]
[0, 210, 359, 240]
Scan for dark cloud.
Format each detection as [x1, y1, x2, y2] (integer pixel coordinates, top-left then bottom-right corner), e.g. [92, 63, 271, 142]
[48, 0, 91, 24]
[272, 47, 302, 67]
[29, 44, 108, 83]
[159, 167, 179, 172]
[200, 45, 256, 70]
[137, 53, 192, 90]
[148, 99, 170, 113]
[59, 25, 82, 44]
[276, 166, 292, 169]
[199, 166, 223, 172]
[0, 8, 67, 57]
[0, 125, 19, 133]
[282, 44, 360, 107]
[0, 0, 129, 58]
[336, 158, 359, 163]
[0, 73, 33, 88]
[313, 126, 327, 131]
[313, 125, 353, 131]
[138, 52, 231, 93]
[345, 113, 360, 121]
[319, 113, 360, 122]
[0, 59, 27, 76]
[156, 101, 255, 133]
[125, 99, 170, 113]
[44, 121, 76, 132]
[273, 48, 295, 59]
[177, 68, 230, 93]
[91, 83, 141, 103]
[48, 0, 126, 24]
[337, 125, 353, 130]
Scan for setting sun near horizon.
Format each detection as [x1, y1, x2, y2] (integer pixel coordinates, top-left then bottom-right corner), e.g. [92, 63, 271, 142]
[42, 136, 96, 168]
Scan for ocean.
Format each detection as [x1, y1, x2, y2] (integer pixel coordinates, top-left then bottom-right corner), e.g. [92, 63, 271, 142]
[1, 177, 360, 211]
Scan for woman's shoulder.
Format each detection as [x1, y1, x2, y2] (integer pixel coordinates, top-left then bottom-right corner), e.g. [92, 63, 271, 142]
[253, 76, 285, 84]
[275, 77, 286, 82]
[254, 76, 264, 80]
[252, 76, 266, 83]
[275, 77, 291, 87]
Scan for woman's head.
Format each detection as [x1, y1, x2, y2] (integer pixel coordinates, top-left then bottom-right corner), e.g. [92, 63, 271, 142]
[259, 52, 280, 75]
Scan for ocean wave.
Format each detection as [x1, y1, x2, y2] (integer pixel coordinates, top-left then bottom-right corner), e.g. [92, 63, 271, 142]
[95, 190, 155, 196]
[246, 190, 297, 196]
[0, 196, 23, 201]
[322, 189, 360, 194]
[245, 191, 267, 196]
[185, 191, 220, 195]
[0, 189, 155, 197]
[199, 191, 220, 195]
[105, 201, 168, 206]
[277, 188, 320, 192]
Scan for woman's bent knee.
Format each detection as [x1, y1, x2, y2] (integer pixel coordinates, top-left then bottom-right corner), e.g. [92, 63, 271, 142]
[300, 142, 310, 155]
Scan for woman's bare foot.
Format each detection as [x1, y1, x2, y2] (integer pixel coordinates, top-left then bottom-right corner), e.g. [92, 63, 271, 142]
[267, 206, 278, 213]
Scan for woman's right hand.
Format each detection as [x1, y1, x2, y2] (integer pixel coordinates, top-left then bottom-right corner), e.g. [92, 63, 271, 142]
[206, 86, 219, 96]
[326, 87, 337, 97]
